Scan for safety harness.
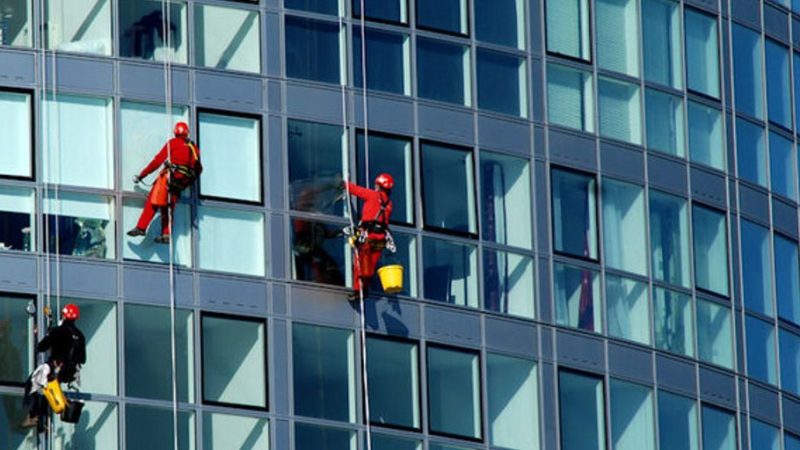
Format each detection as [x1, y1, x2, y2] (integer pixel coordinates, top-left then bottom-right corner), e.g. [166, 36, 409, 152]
[165, 139, 200, 192]
[354, 193, 396, 253]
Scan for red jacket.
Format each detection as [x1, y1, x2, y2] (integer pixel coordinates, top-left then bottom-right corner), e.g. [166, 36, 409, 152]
[139, 137, 202, 179]
[345, 181, 392, 229]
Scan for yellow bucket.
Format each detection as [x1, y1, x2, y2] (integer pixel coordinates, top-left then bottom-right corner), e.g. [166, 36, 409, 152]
[377, 264, 404, 294]
[42, 379, 67, 414]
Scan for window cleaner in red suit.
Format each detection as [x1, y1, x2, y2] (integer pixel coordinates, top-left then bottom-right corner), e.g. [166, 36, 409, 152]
[344, 173, 396, 300]
[127, 122, 202, 243]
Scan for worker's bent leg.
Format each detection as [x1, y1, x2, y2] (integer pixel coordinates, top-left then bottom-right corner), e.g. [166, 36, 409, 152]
[135, 196, 159, 231]
[159, 195, 178, 236]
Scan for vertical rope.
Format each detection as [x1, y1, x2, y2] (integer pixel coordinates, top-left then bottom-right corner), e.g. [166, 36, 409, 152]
[38, 0, 51, 446]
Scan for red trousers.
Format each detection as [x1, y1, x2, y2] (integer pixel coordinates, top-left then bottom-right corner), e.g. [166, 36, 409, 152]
[136, 192, 178, 236]
[353, 238, 385, 293]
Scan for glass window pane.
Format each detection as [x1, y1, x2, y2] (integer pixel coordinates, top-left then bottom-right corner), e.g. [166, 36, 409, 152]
[68, 298, 116, 395]
[596, 0, 639, 76]
[122, 199, 191, 265]
[775, 235, 800, 325]
[480, 151, 531, 248]
[598, 77, 642, 145]
[371, 434, 420, 450]
[416, 0, 466, 34]
[688, 101, 724, 170]
[602, 178, 647, 275]
[696, 299, 733, 369]
[43, 94, 113, 189]
[422, 237, 478, 307]
[353, 0, 406, 23]
[736, 118, 767, 186]
[356, 133, 413, 225]
[0, 392, 35, 448]
[483, 249, 535, 319]
[119, 0, 187, 63]
[53, 401, 118, 449]
[292, 324, 355, 422]
[366, 337, 419, 429]
[745, 315, 777, 385]
[198, 112, 261, 202]
[610, 380, 655, 450]
[606, 275, 650, 344]
[286, 0, 338, 15]
[766, 40, 791, 128]
[45, 0, 111, 55]
[285, 16, 341, 84]
[0, 295, 33, 384]
[650, 190, 690, 287]
[427, 346, 481, 440]
[361, 231, 418, 297]
[295, 423, 355, 450]
[120, 101, 188, 193]
[422, 143, 476, 234]
[354, 28, 409, 96]
[741, 219, 774, 316]
[780, 328, 800, 396]
[288, 119, 345, 215]
[417, 38, 470, 106]
[646, 89, 685, 157]
[429, 445, 470, 450]
[750, 419, 780, 450]
[124, 304, 193, 402]
[197, 206, 264, 276]
[477, 49, 526, 117]
[195, 4, 259, 73]
[475, 0, 523, 48]
[554, 263, 602, 333]
[547, 64, 595, 132]
[291, 218, 348, 287]
[769, 132, 796, 200]
[653, 288, 694, 357]
[202, 315, 265, 408]
[692, 205, 729, 296]
[642, 0, 682, 88]
[125, 405, 194, 450]
[794, 53, 800, 131]
[45, 192, 115, 260]
[733, 24, 764, 119]
[546, 0, 590, 60]
[685, 9, 719, 98]
[0, 0, 32, 47]
[559, 371, 606, 450]
[487, 354, 538, 450]
[658, 391, 698, 450]
[0, 186, 35, 252]
[552, 169, 597, 259]
[0, 91, 31, 178]
[788, 434, 800, 450]
[701, 406, 735, 450]
[202, 412, 268, 449]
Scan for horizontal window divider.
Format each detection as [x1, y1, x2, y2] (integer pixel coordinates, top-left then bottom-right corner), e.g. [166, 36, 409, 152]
[413, 28, 472, 45]
[202, 398, 269, 413]
[650, 279, 693, 295]
[694, 288, 732, 305]
[201, 403, 272, 420]
[552, 251, 601, 268]
[602, 267, 650, 284]
[283, 10, 345, 24]
[686, 89, 722, 105]
[544, 51, 592, 66]
[291, 415, 360, 430]
[479, 241, 535, 255]
[288, 211, 349, 225]
[474, 43, 528, 58]
[743, 309, 778, 324]
[419, 226, 478, 241]
[352, 20, 411, 33]
[122, 396, 198, 411]
[595, 69, 641, 85]
[778, 318, 800, 333]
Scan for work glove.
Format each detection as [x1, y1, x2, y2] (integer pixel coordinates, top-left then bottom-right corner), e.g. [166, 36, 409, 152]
[132, 174, 141, 184]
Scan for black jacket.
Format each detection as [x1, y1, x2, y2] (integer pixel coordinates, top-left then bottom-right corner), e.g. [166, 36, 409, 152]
[37, 320, 86, 365]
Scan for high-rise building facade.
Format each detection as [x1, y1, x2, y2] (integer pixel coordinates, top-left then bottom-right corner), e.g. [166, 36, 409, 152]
[0, 0, 799, 449]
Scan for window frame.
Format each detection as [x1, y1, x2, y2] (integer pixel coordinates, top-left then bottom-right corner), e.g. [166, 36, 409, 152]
[199, 311, 268, 411]
[557, 367, 606, 450]
[550, 165, 600, 263]
[0, 291, 36, 388]
[544, 0, 593, 63]
[692, 202, 730, 298]
[365, 333, 422, 432]
[352, 0, 410, 26]
[414, 0, 470, 38]
[0, 87, 35, 182]
[195, 107, 264, 206]
[419, 139, 478, 238]
[684, 7, 721, 101]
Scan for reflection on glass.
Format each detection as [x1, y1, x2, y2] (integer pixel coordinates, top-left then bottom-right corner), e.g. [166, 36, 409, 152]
[547, 64, 594, 132]
[198, 112, 261, 202]
[45, 0, 111, 55]
[733, 24, 764, 119]
[685, 9, 719, 98]
[688, 101, 724, 170]
[288, 119, 345, 215]
[45, 193, 114, 260]
[769, 132, 796, 200]
[546, 0, 590, 60]
[745, 315, 777, 385]
[780, 329, 800, 396]
[417, 38, 470, 106]
[295, 423, 355, 450]
[202, 412, 268, 449]
[606, 275, 650, 344]
[123, 199, 191, 266]
[598, 77, 641, 145]
[596, 0, 639, 76]
[477, 49, 526, 117]
[285, 16, 341, 84]
[653, 288, 693, 357]
[642, 0, 682, 88]
[0, 295, 33, 384]
[559, 371, 606, 450]
[0, 392, 36, 449]
[750, 418, 780, 450]
[354, 28, 410, 96]
[483, 249, 534, 319]
[554, 263, 601, 333]
[650, 190, 690, 287]
[291, 219, 347, 287]
[0, 187, 34, 252]
[646, 89, 685, 157]
[69, 298, 116, 395]
[481, 151, 531, 249]
[286, 0, 339, 15]
[195, 4, 260, 73]
[125, 405, 195, 450]
[416, 0, 467, 34]
[701, 406, 735, 450]
[421, 143, 476, 234]
[657, 391, 698, 450]
[197, 206, 265, 276]
[736, 118, 766, 187]
[475, 0, 524, 48]
[741, 219, 773, 316]
[487, 354, 538, 450]
[0, 91, 32, 178]
[610, 379, 655, 450]
[765, 40, 791, 128]
[422, 237, 478, 307]
[602, 178, 646, 275]
[775, 235, 800, 325]
[427, 346, 481, 439]
[692, 205, 729, 296]
[696, 298, 733, 369]
[119, 0, 186, 63]
[357, 133, 413, 225]
[53, 401, 118, 449]
[366, 337, 419, 429]
[353, 0, 406, 23]
[0, 0, 32, 47]
[552, 169, 597, 259]
[371, 434, 420, 450]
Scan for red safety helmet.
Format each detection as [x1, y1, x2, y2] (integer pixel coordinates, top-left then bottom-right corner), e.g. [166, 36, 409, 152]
[173, 121, 189, 138]
[62, 304, 79, 321]
[375, 173, 394, 190]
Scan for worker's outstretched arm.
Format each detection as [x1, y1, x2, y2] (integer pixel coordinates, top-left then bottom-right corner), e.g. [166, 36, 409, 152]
[344, 181, 375, 200]
[138, 145, 168, 179]
[36, 332, 53, 353]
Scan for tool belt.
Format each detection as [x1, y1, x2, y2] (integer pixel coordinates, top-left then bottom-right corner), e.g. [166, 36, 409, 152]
[359, 220, 387, 234]
[165, 163, 198, 192]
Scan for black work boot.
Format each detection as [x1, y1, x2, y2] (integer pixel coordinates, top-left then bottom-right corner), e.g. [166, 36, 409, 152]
[126, 228, 146, 237]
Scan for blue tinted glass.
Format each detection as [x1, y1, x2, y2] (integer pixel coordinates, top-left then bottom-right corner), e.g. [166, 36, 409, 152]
[701, 406, 736, 450]
[422, 237, 478, 308]
[649, 191, 690, 287]
[559, 371, 606, 450]
[285, 16, 341, 84]
[366, 338, 419, 429]
[546, 0, 590, 60]
[547, 64, 594, 132]
[285, 0, 338, 15]
[427, 347, 481, 439]
[769, 132, 795, 200]
[692, 205, 729, 296]
[775, 235, 800, 325]
[787, 434, 800, 450]
[795, 53, 800, 130]
[475, 0, 522, 48]
[741, 220, 773, 316]
[658, 391, 698, 450]
[745, 315, 777, 385]
[735, 118, 766, 186]
[685, 9, 719, 98]
[688, 101, 724, 170]
[421, 143, 476, 234]
[733, 24, 764, 119]
[750, 419, 779, 450]
[354, 28, 407, 95]
[417, 38, 468, 105]
[779, 329, 800, 396]
[551, 169, 598, 259]
[653, 288, 694, 357]
[353, 0, 405, 23]
[295, 424, 354, 450]
[287, 120, 344, 215]
[598, 76, 642, 145]
[356, 133, 413, 225]
[416, 0, 466, 34]
[291, 219, 347, 286]
[646, 89, 685, 157]
[554, 263, 602, 333]
[477, 49, 524, 117]
[596, 0, 639, 76]
[126, 406, 194, 450]
[371, 434, 420, 450]
[765, 40, 791, 128]
[642, 0, 682, 88]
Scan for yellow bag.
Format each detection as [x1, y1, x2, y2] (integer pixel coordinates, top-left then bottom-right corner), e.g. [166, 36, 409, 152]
[149, 171, 170, 207]
[42, 379, 67, 414]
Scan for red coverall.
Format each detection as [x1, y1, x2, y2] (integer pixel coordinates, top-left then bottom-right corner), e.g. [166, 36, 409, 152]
[135, 138, 202, 236]
[345, 182, 392, 294]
